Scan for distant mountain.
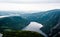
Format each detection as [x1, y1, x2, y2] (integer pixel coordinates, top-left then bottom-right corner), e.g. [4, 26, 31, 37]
[21, 9, 60, 34]
[0, 16, 30, 32]
[0, 11, 25, 16]
[0, 11, 15, 16]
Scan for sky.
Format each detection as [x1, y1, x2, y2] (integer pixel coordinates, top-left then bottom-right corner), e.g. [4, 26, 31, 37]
[0, 0, 60, 11]
[0, 0, 60, 3]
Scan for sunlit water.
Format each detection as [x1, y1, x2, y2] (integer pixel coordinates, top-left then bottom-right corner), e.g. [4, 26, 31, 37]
[0, 33, 3, 37]
[22, 22, 47, 37]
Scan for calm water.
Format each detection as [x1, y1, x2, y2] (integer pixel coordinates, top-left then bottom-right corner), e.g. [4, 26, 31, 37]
[22, 22, 47, 37]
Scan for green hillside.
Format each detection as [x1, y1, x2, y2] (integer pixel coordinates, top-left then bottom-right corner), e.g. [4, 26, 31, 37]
[0, 16, 30, 33]
[2, 30, 44, 37]
[21, 9, 60, 34]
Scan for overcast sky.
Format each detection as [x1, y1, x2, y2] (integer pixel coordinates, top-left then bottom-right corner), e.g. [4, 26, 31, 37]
[0, 0, 60, 3]
[0, 0, 60, 11]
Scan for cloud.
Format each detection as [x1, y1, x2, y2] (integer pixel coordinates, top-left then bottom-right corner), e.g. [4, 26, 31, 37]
[0, 3, 60, 11]
[0, 0, 60, 3]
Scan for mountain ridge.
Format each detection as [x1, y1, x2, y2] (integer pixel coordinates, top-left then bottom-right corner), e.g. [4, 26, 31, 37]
[21, 9, 60, 34]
